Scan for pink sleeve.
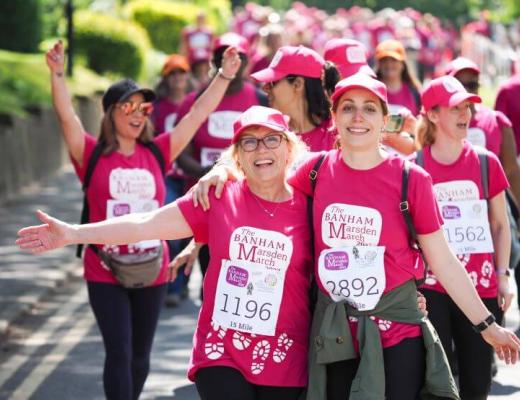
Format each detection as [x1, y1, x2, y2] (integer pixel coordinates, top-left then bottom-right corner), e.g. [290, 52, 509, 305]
[288, 152, 327, 196]
[71, 133, 96, 183]
[495, 110, 512, 130]
[488, 152, 509, 199]
[176, 191, 209, 243]
[153, 132, 172, 165]
[408, 165, 443, 234]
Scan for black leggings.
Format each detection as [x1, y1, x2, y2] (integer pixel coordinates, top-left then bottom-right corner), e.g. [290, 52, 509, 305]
[195, 366, 304, 400]
[422, 289, 502, 400]
[87, 282, 167, 400]
[326, 336, 425, 400]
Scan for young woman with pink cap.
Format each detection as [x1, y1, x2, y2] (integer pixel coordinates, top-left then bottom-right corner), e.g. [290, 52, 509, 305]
[193, 73, 520, 400]
[18, 105, 314, 400]
[250, 45, 340, 152]
[416, 75, 514, 399]
[41, 40, 241, 399]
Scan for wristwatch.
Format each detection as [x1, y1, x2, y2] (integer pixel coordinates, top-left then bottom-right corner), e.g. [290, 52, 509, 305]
[472, 314, 496, 333]
[497, 268, 511, 277]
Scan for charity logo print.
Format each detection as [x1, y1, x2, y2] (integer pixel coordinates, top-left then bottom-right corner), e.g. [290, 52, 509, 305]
[109, 168, 156, 199]
[433, 180, 479, 202]
[321, 203, 382, 247]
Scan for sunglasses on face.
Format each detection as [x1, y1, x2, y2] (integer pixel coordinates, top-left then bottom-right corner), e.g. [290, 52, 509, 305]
[266, 76, 297, 90]
[239, 133, 286, 152]
[118, 101, 154, 116]
[459, 81, 479, 91]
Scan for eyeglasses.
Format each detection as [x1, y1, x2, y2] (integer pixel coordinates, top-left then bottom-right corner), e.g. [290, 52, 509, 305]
[118, 101, 154, 116]
[239, 133, 286, 152]
[459, 81, 479, 91]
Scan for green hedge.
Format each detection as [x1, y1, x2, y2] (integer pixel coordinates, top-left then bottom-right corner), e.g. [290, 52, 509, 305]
[0, 1, 42, 53]
[74, 11, 151, 80]
[125, 0, 231, 55]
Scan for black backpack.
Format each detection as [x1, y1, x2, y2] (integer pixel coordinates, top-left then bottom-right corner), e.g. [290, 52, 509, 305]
[75, 140, 166, 258]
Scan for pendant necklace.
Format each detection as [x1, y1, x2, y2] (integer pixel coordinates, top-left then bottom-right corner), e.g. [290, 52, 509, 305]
[252, 193, 281, 218]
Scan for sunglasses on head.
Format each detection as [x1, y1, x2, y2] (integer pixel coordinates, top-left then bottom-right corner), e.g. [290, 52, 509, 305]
[118, 101, 154, 116]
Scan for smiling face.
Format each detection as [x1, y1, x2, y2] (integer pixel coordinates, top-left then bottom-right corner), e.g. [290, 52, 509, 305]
[235, 126, 290, 187]
[333, 88, 387, 152]
[112, 92, 148, 140]
[428, 100, 472, 141]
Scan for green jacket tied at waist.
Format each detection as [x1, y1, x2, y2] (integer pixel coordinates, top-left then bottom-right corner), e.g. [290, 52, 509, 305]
[307, 279, 460, 400]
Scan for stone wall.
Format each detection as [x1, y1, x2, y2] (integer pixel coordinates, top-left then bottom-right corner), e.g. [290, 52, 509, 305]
[0, 96, 102, 203]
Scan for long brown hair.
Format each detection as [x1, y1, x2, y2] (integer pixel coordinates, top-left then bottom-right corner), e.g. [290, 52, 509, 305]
[98, 105, 155, 154]
[376, 60, 422, 94]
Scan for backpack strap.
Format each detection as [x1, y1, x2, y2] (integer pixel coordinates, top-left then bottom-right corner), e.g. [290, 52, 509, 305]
[76, 140, 166, 258]
[415, 149, 424, 168]
[474, 147, 489, 199]
[401, 160, 428, 285]
[76, 141, 105, 258]
[307, 154, 326, 312]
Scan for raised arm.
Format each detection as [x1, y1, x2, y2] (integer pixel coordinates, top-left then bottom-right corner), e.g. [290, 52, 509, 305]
[419, 229, 520, 362]
[168, 46, 242, 162]
[17, 204, 193, 254]
[46, 40, 86, 165]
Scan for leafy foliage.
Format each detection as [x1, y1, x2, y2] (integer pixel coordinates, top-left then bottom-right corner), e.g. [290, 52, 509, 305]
[0, 1, 42, 53]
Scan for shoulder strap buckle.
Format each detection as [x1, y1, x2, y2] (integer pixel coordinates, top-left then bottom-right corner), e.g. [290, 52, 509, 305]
[399, 201, 409, 212]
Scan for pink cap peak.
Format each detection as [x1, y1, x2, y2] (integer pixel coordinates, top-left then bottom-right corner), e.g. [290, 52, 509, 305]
[421, 76, 481, 112]
[232, 106, 290, 143]
[331, 73, 388, 108]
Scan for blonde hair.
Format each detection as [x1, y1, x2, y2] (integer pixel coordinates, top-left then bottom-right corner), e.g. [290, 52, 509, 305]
[216, 129, 308, 177]
[98, 105, 155, 155]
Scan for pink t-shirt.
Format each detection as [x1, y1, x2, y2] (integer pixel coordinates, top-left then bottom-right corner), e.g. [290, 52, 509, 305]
[495, 75, 520, 155]
[177, 180, 312, 387]
[416, 142, 509, 298]
[289, 151, 442, 349]
[387, 83, 419, 116]
[72, 133, 171, 284]
[299, 119, 336, 152]
[468, 105, 511, 157]
[176, 82, 261, 168]
[152, 98, 181, 134]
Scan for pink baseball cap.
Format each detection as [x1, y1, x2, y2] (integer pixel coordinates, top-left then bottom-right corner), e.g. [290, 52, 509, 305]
[331, 72, 388, 108]
[421, 76, 481, 112]
[232, 106, 290, 143]
[213, 32, 249, 55]
[445, 57, 481, 76]
[250, 45, 325, 82]
[324, 38, 376, 78]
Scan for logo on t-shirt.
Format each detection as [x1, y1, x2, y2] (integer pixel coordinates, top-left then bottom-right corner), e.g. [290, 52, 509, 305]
[208, 111, 242, 139]
[229, 226, 292, 270]
[433, 180, 479, 202]
[109, 168, 156, 199]
[321, 203, 382, 247]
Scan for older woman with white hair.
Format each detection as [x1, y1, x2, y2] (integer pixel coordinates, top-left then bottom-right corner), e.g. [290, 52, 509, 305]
[17, 106, 312, 400]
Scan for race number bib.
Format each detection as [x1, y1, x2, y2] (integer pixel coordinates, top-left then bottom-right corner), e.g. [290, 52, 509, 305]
[213, 259, 286, 336]
[318, 246, 386, 310]
[106, 199, 160, 249]
[440, 199, 493, 254]
[207, 111, 242, 139]
[200, 147, 224, 168]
